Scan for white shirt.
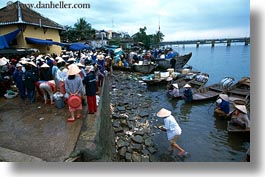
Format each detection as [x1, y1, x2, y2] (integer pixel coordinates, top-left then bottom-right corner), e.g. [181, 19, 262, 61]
[163, 115, 182, 140]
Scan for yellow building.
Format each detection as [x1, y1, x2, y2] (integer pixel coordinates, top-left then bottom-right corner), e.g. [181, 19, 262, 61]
[0, 1, 64, 55]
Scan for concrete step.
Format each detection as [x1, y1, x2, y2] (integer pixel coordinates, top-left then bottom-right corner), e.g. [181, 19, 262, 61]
[0, 147, 45, 162]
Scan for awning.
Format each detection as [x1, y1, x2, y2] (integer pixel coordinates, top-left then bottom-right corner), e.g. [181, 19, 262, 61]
[0, 28, 22, 49]
[67, 43, 92, 51]
[25, 37, 63, 46]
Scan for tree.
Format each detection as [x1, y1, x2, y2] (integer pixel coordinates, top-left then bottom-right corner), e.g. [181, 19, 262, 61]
[132, 26, 165, 49]
[60, 18, 95, 42]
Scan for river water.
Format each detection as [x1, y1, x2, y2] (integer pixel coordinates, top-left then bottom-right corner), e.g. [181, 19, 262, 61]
[149, 43, 250, 162]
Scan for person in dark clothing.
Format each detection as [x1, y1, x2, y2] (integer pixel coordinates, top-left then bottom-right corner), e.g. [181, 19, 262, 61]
[83, 65, 97, 114]
[182, 84, 193, 103]
[40, 63, 51, 81]
[13, 63, 26, 100]
[170, 57, 176, 71]
[214, 94, 230, 117]
[24, 64, 37, 103]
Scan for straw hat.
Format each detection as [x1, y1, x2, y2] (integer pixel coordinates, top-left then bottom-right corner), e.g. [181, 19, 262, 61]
[68, 57, 76, 62]
[219, 94, 229, 101]
[27, 61, 37, 67]
[76, 63, 85, 68]
[157, 108, 172, 118]
[172, 83, 179, 88]
[67, 64, 81, 75]
[41, 63, 50, 68]
[97, 54, 105, 60]
[57, 58, 65, 63]
[234, 104, 248, 114]
[184, 84, 191, 88]
[166, 77, 173, 81]
[0, 58, 7, 66]
[16, 63, 22, 67]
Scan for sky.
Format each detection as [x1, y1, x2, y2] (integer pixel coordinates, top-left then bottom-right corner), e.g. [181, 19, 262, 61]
[0, 0, 250, 41]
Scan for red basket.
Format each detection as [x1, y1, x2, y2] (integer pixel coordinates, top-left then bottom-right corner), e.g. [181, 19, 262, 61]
[68, 95, 82, 108]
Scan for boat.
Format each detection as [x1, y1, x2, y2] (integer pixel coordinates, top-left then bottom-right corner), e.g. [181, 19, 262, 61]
[192, 83, 224, 101]
[132, 62, 158, 74]
[153, 52, 192, 70]
[226, 77, 250, 105]
[141, 74, 168, 85]
[227, 121, 250, 133]
[192, 76, 236, 102]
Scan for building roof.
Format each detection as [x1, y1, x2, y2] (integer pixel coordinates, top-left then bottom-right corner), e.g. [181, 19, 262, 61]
[0, 1, 64, 30]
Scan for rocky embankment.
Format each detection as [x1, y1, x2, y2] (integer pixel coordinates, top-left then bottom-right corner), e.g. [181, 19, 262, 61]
[109, 71, 159, 162]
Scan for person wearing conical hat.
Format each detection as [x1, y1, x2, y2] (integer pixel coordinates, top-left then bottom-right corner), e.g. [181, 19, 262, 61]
[157, 108, 188, 157]
[83, 65, 97, 114]
[214, 94, 230, 117]
[183, 84, 193, 103]
[230, 104, 250, 129]
[168, 83, 180, 98]
[40, 63, 51, 81]
[64, 64, 83, 122]
[12, 63, 26, 100]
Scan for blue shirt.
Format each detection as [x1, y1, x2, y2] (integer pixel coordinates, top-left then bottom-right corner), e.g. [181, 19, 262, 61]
[219, 100, 230, 114]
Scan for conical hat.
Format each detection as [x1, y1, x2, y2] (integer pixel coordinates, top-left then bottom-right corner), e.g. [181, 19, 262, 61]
[0, 58, 7, 66]
[57, 58, 65, 63]
[235, 104, 248, 114]
[219, 94, 229, 101]
[166, 77, 173, 81]
[172, 83, 179, 88]
[67, 64, 81, 75]
[184, 84, 191, 88]
[157, 108, 171, 118]
[41, 63, 50, 68]
[27, 61, 37, 67]
[76, 63, 85, 68]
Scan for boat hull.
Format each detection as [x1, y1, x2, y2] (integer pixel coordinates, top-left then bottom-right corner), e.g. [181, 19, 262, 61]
[132, 64, 157, 74]
[154, 52, 192, 69]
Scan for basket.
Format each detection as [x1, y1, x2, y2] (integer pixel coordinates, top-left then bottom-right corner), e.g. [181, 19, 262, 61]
[68, 95, 82, 108]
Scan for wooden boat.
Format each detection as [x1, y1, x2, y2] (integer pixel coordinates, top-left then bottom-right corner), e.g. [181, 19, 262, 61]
[226, 77, 250, 105]
[142, 76, 168, 85]
[153, 52, 192, 70]
[132, 63, 158, 74]
[227, 121, 250, 133]
[192, 83, 224, 101]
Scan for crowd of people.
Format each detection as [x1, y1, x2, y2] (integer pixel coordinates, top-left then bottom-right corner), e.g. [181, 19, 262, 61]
[0, 49, 113, 122]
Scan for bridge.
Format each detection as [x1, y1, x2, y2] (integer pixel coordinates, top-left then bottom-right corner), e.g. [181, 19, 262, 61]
[159, 37, 250, 47]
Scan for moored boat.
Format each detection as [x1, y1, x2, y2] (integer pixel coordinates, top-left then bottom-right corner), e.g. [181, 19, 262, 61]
[192, 83, 224, 101]
[153, 52, 192, 70]
[227, 121, 250, 133]
[132, 63, 158, 74]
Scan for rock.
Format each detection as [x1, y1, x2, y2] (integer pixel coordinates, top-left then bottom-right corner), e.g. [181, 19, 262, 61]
[144, 137, 153, 147]
[131, 135, 143, 144]
[139, 112, 149, 118]
[125, 152, 131, 162]
[141, 155, 150, 162]
[119, 147, 127, 157]
[112, 120, 120, 128]
[132, 152, 141, 162]
[117, 139, 128, 148]
[120, 119, 128, 127]
[117, 106, 126, 112]
[131, 144, 142, 153]
[114, 127, 123, 133]
[147, 146, 157, 154]
[134, 131, 144, 136]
